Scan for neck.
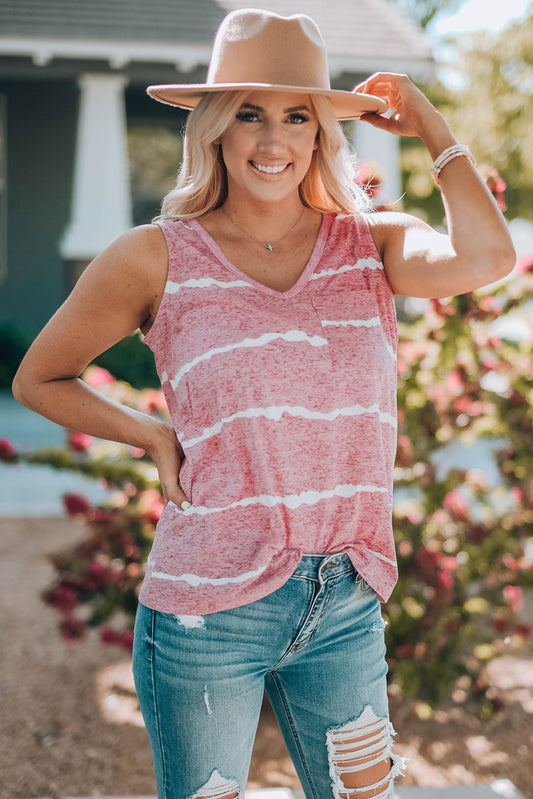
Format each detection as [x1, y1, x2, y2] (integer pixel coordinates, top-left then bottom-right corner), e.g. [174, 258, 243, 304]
[222, 194, 305, 233]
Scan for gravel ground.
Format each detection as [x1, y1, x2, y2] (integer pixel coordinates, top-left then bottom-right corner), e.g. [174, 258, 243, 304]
[1, 516, 532, 799]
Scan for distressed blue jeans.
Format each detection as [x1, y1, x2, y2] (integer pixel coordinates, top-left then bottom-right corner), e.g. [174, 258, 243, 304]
[132, 552, 406, 799]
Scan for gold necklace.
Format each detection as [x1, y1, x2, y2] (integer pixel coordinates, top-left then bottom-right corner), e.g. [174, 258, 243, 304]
[222, 206, 306, 252]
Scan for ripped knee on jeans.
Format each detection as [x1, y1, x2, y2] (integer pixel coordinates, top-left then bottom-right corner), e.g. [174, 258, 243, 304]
[187, 768, 241, 799]
[326, 706, 407, 799]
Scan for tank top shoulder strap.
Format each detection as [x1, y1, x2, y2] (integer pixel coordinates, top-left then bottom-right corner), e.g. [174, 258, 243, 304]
[357, 213, 383, 259]
[330, 212, 383, 264]
[154, 218, 199, 282]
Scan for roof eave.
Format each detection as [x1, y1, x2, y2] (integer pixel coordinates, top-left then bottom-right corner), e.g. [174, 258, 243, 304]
[0, 35, 213, 71]
[0, 34, 435, 79]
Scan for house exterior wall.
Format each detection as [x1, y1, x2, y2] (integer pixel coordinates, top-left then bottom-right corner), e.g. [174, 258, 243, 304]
[0, 76, 188, 337]
[0, 80, 78, 334]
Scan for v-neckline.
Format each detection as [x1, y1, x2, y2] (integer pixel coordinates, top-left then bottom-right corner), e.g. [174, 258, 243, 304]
[188, 213, 332, 299]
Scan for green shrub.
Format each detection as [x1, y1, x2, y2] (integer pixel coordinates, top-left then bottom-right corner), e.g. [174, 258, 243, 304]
[93, 332, 159, 389]
[0, 323, 32, 388]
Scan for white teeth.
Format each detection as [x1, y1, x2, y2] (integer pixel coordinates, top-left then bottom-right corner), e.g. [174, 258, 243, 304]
[252, 162, 288, 174]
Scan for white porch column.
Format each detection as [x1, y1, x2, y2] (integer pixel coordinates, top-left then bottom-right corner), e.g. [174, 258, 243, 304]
[351, 121, 401, 207]
[61, 73, 132, 263]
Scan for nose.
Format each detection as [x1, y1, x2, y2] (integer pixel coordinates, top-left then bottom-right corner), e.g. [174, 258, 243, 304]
[257, 119, 284, 153]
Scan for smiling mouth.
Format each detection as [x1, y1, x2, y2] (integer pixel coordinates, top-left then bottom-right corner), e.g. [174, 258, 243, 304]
[250, 161, 290, 174]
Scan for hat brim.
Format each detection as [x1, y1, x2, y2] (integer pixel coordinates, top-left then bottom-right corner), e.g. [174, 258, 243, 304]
[146, 83, 388, 120]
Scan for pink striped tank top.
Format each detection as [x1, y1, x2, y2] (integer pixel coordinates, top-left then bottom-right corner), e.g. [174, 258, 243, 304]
[140, 212, 398, 614]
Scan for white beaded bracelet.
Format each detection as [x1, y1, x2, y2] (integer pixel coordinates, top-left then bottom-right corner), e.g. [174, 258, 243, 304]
[431, 144, 476, 186]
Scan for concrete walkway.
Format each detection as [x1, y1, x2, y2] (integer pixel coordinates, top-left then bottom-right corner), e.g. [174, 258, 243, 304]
[57, 781, 526, 798]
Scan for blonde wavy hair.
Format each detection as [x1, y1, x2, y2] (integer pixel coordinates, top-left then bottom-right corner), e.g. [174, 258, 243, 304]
[157, 90, 370, 220]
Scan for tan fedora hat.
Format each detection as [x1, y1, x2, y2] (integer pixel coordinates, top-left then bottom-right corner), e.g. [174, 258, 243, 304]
[147, 8, 388, 120]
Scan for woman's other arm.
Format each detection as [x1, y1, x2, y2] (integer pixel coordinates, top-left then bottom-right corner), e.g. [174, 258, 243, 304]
[12, 225, 189, 507]
[356, 73, 516, 298]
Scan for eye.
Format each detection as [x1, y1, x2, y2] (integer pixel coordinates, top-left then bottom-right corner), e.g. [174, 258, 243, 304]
[287, 112, 310, 124]
[236, 110, 260, 122]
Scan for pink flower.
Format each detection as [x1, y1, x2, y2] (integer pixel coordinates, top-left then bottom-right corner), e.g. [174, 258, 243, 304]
[503, 553, 523, 570]
[139, 390, 167, 415]
[518, 254, 533, 274]
[438, 571, 454, 591]
[45, 583, 78, 614]
[118, 630, 134, 650]
[84, 559, 112, 589]
[354, 162, 383, 199]
[63, 493, 91, 516]
[443, 490, 468, 519]
[492, 616, 507, 632]
[100, 627, 134, 650]
[88, 508, 115, 524]
[416, 546, 442, 574]
[83, 366, 116, 387]
[100, 627, 120, 645]
[398, 540, 413, 557]
[441, 557, 458, 572]
[67, 429, 95, 452]
[446, 371, 464, 392]
[406, 508, 422, 524]
[0, 438, 17, 463]
[479, 165, 507, 212]
[430, 509, 448, 526]
[395, 644, 414, 659]
[138, 489, 165, 525]
[503, 585, 523, 613]
[430, 298, 457, 318]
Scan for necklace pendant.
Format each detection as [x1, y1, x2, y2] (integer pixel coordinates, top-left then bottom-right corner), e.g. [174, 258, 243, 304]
[266, 243, 273, 252]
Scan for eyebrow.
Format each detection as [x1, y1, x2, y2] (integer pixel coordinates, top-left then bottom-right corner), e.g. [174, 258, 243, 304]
[239, 103, 311, 113]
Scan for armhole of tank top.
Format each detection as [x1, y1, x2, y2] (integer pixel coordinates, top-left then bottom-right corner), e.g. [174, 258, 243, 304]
[357, 213, 398, 344]
[142, 220, 173, 349]
[358, 212, 400, 299]
[356, 213, 384, 265]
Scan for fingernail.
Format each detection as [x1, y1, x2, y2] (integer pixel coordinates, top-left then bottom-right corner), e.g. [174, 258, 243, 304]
[180, 500, 192, 511]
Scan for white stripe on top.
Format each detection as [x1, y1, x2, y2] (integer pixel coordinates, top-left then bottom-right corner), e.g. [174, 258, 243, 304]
[321, 317, 381, 329]
[179, 483, 387, 517]
[179, 403, 397, 449]
[170, 330, 329, 389]
[310, 259, 383, 280]
[166, 276, 250, 293]
[149, 564, 269, 586]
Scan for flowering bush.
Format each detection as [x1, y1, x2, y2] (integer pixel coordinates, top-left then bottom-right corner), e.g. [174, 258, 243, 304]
[3, 253, 532, 714]
[387, 269, 533, 711]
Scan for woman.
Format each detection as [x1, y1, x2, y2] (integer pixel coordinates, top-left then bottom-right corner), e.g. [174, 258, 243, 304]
[13, 9, 515, 799]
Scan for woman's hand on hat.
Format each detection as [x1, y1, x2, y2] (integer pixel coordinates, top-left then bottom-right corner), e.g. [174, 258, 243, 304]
[145, 421, 191, 511]
[355, 72, 447, 142]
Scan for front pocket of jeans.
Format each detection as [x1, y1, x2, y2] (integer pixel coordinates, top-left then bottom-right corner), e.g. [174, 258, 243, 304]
[356, 572, 371, 592]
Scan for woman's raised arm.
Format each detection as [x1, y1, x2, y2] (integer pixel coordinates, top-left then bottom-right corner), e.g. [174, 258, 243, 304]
[356, 72, 516, 298]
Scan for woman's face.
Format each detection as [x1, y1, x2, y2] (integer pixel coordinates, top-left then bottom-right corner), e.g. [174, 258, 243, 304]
[218, 91, 319, 207]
